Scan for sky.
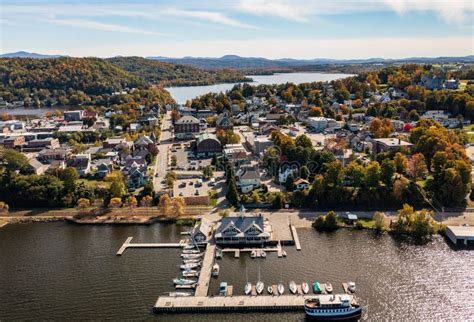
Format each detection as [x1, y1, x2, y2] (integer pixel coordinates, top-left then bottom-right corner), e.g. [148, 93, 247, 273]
[0, 0, 473, 59]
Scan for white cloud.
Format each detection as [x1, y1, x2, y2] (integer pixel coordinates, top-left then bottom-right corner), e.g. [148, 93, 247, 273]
[41, 18, 163, 36]
[237, 0, 311, 22]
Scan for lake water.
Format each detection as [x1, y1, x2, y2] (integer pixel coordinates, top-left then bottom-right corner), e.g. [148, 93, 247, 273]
[165, 72, 352, 104]
[0, 222, 472, 321]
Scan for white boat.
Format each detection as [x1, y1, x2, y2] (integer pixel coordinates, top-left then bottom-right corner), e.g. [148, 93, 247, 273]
[277, 283, 285, 295]
[305, 295, 362, 320]
[180, 263, 200, 270]
[183, 244, 197, 250]
[168, 292, 192, 297]
[261, 250, 266, 258]
[215, 248, 223, 259]
[244, 282, 252, 295]
[348, 281, 356, 293]
[182, 249, 200, 254]
[282, 250, 287, 257]
[173, 278, 197, 285]
[182, 259, 201, 265]
[325, 283, 333, 293]
[181, 253, 202, 259]
[251, 250, 257, 258]
[267, 285, 273, 295]
[211, 263, 220, 277]
[302, 282, 310, 294]
[182, 271, 199, 278]
[289, 281, 297, 294]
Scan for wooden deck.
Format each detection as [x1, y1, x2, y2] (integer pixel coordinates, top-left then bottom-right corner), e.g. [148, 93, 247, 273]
[116, 237, 185, 255]
[154, 295, 322, 313]
[194, 243, 216, 297]
[290, 225, 301, 250]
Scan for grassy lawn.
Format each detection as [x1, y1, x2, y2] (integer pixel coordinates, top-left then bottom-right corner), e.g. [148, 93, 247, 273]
[77, 179, 111, 189]
[355, 218, 376, 229]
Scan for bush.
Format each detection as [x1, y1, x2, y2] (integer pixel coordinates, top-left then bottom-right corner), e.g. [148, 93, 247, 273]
[313, 211, 339, 231]
[355, 220, 364, 229]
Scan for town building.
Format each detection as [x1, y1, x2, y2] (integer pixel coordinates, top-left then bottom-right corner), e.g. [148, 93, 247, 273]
[174, 115, 200, 139]
[195, 133, 221, 157]
[214, 216, 271, 245]
[371, 138, 413, 154]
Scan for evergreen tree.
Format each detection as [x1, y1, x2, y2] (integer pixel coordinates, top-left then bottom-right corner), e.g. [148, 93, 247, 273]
[226, 177, 240, 206]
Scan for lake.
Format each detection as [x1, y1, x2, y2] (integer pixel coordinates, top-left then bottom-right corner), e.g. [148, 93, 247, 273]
[165, 72, 352, 104]
[0, 222, 472, 320]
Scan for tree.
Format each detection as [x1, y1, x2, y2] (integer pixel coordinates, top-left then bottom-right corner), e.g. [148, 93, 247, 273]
[109, 197, 122, 208]
[203, 165, 214, 179]
[140, 195, 153, 207]
[295, 135, 312, 149]
[166, 171, 177, 188]
[324, 161, 344, 187]
[373, 211, 386, 232]
[285, 173, 295, 192]
[226, 177, 240, 207]
[171, 197, 186, 217]
[300, 165, 310, 180]
[159, 194, 172, 216]
[62, 167, 79, 193]
[312, 211, 339, 231]
[365, 161, 381, 188]
[381, 159, 396, 187]
[124, 196, 137, 211]
[0, 201, 9, 212]
[394, 152, 409, 174]
[0, 148, 28, 172]
[408, 153, 428, 180]
[109, 177, 126, 198]
[345, 161, 365, 187]
[171, 155, 177, 166]
[76, 198, 90, 211]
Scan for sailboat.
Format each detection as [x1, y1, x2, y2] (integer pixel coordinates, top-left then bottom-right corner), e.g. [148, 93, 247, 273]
[244, 268, 252, 295]
[267, 285, 273, 294]
[256, 266, 264, 294]
[302, 282, 310, 294]
[277, 272, 285, 295]
[289, 281, 297, 294]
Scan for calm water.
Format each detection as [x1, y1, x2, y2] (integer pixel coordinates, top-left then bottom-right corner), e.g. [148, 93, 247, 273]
[165, 72, 352, 104]
[0, 223, 472, 321]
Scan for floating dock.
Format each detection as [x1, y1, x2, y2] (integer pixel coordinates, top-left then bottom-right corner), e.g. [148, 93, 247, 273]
[290, 225, 301, 250]
[155, 295, 326, 313]
[116, 237, 185, 255]
[194, 243, 216, 297]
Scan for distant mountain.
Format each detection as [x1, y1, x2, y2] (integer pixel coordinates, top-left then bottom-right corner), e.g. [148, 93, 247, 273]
[0, 51, 64, 59]
[148, 55, 474, 70]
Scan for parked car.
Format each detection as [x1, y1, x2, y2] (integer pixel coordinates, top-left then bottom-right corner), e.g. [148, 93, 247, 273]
[195, 189, 199, 195]
[179, 192, 184, 196]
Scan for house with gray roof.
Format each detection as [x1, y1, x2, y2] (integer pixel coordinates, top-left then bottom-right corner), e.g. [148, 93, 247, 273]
[215, 216, 270, 245]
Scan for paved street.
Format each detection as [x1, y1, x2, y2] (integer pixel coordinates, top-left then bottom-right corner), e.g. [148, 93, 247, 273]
[153, 111, 173, 193]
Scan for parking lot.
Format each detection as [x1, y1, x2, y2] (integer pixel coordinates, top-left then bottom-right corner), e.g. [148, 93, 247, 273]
[173, 177, 216, 198]
[170, 142, 213, 171]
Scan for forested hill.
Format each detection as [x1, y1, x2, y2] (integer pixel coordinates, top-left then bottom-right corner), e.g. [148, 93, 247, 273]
[107, 56, 250, 87]
[0, 57, 174, 107]
[0, 57, 143, 95]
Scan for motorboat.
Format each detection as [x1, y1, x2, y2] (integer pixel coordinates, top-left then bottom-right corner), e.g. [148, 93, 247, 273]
[181, 253, 202, 259]
[313, 281, 322, 294]
[182, 259, 201, 265]
[219, 282, 228, 296]
[305, 295, 362, 320]
[182, 271, 199, 278]
[325, 282, 333, 293]
[180, 263, 200, 270]
[182, 249, 201, 254]
[261, 250, 266, 258]
[277, 283, 285, 295]
[183, 244, 197, 250]
[215, 248, 223, 259]
[244, 282, 252, 295]
[348, 281, 356, 293]
[302, 282, 310, 294]
[251, 250, 257, 258]
[211, 263, 220, 277]
[168, 292, 193, 297]
[289, 281, 297, 294]
[282, 250, 287, 257]
[173, 278, 197, 285]
[267, 285, 273, 295]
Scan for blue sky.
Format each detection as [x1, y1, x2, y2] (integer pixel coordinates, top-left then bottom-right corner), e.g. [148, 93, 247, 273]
[1, 0, 473, 58]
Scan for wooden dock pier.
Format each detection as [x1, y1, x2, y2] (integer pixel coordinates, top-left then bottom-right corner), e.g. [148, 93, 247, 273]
[116, 237, 185, 256]
[194, 243, 216, 297]
[290, 225, 301, 250]
[154, 295, 325, 313]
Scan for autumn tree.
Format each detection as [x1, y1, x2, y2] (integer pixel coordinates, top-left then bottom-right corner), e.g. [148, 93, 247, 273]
[408, 153, 428, 180]
[159, 194, 172, 216]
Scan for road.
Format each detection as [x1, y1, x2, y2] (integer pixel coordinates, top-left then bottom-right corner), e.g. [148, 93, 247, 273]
[153, 111, 174, 194]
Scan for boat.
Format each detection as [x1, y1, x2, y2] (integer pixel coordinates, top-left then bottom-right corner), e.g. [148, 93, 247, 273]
[219, 282, 228, 296]
[251, 250, 257, 258]
[182, 271, 199, 278]
[182, 259, 201, 265]
[182, 249, 201, 254]
[215, 248, 223, 259]
[277, 283, 285, 295]
[289, 281, 297, 294]
[261, 250, 266, 258]
[304, 294, 362, 320]
[212, 263, 220, 277]
[347, 281, 356, 293]
[267, 285, 273, 295]
[181, 253, 202, 259]
[183, 244, 197, 250]
[244, 269, 252, 295]
[282, 250, 287, 257]
[175, 284, 196, 290]
[180, 263, 200, 270]
[302, 282, 310, 294]
[168, 292, 192, 297]
[173, 278, 197, 285]
[325, 283, 333, 293]
[313, 281, 322, 294]
[256, 266, 264, 294]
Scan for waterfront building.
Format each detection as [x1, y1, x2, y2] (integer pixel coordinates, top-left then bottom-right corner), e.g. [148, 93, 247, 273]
[214, 216, 271, 245]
